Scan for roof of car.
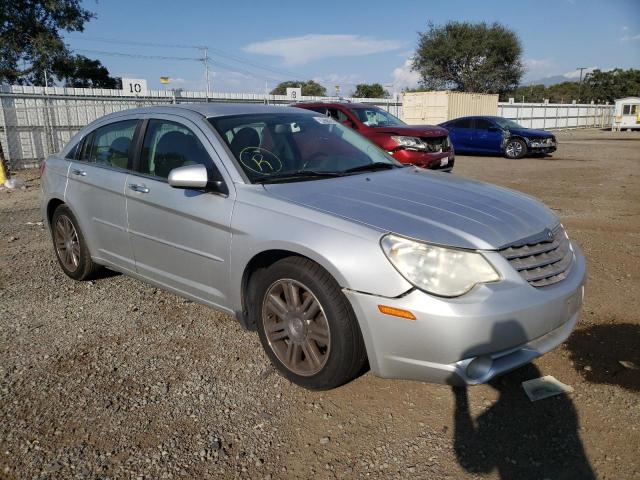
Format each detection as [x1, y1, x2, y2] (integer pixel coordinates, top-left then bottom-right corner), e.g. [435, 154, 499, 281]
[293, 101, 375, 109]
[103, 102, 314, 120]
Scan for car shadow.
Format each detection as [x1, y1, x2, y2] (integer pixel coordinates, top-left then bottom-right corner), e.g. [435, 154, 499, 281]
[565, 323, 640, 392]
[449, 321, 595, 480]
[92, 268, 122, 280]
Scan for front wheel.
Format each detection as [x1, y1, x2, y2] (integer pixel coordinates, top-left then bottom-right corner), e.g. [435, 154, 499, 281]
[504, 138, 527, 159]
[251, 257, 367, 390]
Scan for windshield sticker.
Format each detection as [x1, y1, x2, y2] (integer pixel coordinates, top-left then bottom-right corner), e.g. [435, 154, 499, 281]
[239, 147, 283, 175]
[312, 116, 338, 125]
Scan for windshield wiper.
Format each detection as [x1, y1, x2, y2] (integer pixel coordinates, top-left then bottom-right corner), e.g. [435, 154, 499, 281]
[254, 170, 344, 184]
[342, 162, 398, 174]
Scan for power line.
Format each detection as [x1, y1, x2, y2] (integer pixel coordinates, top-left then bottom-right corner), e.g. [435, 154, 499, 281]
[67, 35, 307, 80]
[75, 48, 201, 62]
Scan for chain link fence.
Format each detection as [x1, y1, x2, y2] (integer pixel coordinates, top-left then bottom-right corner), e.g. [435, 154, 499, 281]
[0, 84, 615, 172]
[0, 85, 403, 170]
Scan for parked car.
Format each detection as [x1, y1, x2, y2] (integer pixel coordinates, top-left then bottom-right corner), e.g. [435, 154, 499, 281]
[293, 101, 454, 171]
[41, 104, 585, 390]
[439, 116, 557, 159]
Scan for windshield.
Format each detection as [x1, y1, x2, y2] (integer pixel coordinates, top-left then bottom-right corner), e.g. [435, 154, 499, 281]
[493, 117, 524, 130]
[209, 113, 401, 183]
[348, 107, 405, 127]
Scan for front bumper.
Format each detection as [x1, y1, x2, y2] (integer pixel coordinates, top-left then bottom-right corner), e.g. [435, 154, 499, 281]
[344, 244, 586, 385]
[391, 149, 455, 171]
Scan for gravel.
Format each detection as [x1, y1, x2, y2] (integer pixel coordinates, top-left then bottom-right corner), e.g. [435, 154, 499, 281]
[1, 129, 639, 479]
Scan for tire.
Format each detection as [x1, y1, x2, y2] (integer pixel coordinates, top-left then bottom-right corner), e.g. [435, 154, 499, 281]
[504, 138, 527, 159]
[250, 256, 367, 390]
[51, 204, 101, 281]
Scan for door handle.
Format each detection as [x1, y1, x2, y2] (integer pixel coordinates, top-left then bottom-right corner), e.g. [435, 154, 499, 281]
[128, 183, 150, 193]
[71, 168, 87, 176]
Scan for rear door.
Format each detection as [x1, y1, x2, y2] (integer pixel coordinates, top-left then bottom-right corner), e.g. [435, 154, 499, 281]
[472, 118, 503, 153]
[65, 118, 140, 273]
[125, 115, 234, 308]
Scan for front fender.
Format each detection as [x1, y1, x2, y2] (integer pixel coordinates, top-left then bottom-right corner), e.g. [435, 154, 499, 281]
[228, 186, 413, 314]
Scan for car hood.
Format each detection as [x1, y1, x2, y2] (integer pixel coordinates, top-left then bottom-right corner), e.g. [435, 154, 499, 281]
[508, 127, 554, 138]
[371, 124, 448, 138]
[264, 168, 559, 250]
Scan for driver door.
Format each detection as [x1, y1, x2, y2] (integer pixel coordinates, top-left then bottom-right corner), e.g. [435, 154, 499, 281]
[473, 118, 504, 153]
[125, 115, 235, 308]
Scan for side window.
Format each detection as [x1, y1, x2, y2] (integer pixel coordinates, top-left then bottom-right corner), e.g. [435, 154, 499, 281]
[327, 108, 349, 123]
[475, 119, 494, 130]
[65, 139, 82, 159]
[140, 119, 212, 179]
[78, 132, 95, 161]
[623, 105, 638, 115]
[85, 120, 138, 169]
[450, 118, 473, 128]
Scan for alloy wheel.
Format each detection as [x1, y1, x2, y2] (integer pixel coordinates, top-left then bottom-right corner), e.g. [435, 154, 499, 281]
[262, 279, 331, 376]
[505, 140, 524, 158]
[53, 215, 80, 272]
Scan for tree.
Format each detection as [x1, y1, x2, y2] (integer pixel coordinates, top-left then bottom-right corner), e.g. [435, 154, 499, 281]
[53, 55, 121, 89]
[501, 69, 640, 103]
[0, 0, 93, 85]
[270, 80, 327, 96]
[412, 21, 524, 94]
[583, 68, 640, 103]
[352, 83, 389, 98]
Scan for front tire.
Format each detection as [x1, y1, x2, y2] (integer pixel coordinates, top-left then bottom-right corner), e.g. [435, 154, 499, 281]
[504, 138, 527, 159]
[250, 256, 367, 390]
[51, 205, 101, 280]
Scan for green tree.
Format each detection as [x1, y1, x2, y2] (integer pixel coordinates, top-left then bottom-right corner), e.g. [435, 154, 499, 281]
[352, 83, 389, 98]
[53, 55, 121, 88]
[583, 68, 640, 103]
[501, 69, 640, 103]
[412, 21, 524, 94]
[0, 0, 94, 85]
[270, 80, 327, 96]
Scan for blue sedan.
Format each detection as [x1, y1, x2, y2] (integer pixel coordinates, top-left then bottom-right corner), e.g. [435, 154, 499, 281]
[439, 116, 557, 159]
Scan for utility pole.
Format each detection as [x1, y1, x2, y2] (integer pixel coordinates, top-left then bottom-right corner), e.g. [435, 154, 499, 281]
[202, 47, 211, 101]
[577, 67, 587, 102]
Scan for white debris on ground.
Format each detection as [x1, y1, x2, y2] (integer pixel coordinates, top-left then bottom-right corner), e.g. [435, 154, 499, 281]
[522, 375, 574, 401]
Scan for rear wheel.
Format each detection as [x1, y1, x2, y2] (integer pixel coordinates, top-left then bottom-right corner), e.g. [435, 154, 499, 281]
[504, 138, 527, 159]
[251, 256, 367, 390]
[51, 205, 100, 280]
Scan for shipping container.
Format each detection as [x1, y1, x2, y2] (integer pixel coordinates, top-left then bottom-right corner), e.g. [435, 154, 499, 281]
[402, 91, 499, 125]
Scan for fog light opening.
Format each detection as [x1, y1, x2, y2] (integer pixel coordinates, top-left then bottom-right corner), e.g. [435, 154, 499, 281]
[466, 355, 493, 380]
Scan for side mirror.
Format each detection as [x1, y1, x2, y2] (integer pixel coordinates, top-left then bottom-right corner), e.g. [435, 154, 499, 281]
[168, 164, 227, 194]
[342, 120, 356, 129]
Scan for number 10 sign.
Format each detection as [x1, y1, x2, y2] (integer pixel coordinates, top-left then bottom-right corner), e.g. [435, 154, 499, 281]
[122, 78, 148, 96]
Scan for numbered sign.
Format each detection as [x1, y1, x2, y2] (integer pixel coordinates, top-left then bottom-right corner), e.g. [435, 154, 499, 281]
[286, 87, 302, 100]
[122, 78, 148, 96]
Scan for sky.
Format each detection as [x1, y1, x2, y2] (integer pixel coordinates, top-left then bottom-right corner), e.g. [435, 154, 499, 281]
[64, 0, 640, 94]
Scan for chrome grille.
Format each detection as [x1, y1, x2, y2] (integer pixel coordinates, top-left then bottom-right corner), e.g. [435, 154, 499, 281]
[500, 226, 573, 287]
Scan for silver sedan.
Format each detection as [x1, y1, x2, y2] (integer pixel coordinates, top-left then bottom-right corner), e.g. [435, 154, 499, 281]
[41, 103, 586, 389]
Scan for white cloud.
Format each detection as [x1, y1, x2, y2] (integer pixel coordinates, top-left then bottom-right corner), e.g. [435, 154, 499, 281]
[621, 32, 640, 42]
[524, 58, 553, 71]
[390, 58, 420, 91]
[243, 34, 403, 65]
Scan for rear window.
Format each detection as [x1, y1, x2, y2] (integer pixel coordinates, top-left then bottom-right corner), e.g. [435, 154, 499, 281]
[81, 120, 138, 169]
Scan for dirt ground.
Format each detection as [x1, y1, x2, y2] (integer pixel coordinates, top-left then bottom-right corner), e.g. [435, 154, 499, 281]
[1, 129, 639, 479]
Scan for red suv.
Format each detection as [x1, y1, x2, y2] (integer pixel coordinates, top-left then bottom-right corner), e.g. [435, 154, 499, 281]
[292, 102, 454, 171]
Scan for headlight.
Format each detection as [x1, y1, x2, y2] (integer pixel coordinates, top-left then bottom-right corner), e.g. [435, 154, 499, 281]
[391, 135, 426, 150]
[380, 234, 500, 297]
